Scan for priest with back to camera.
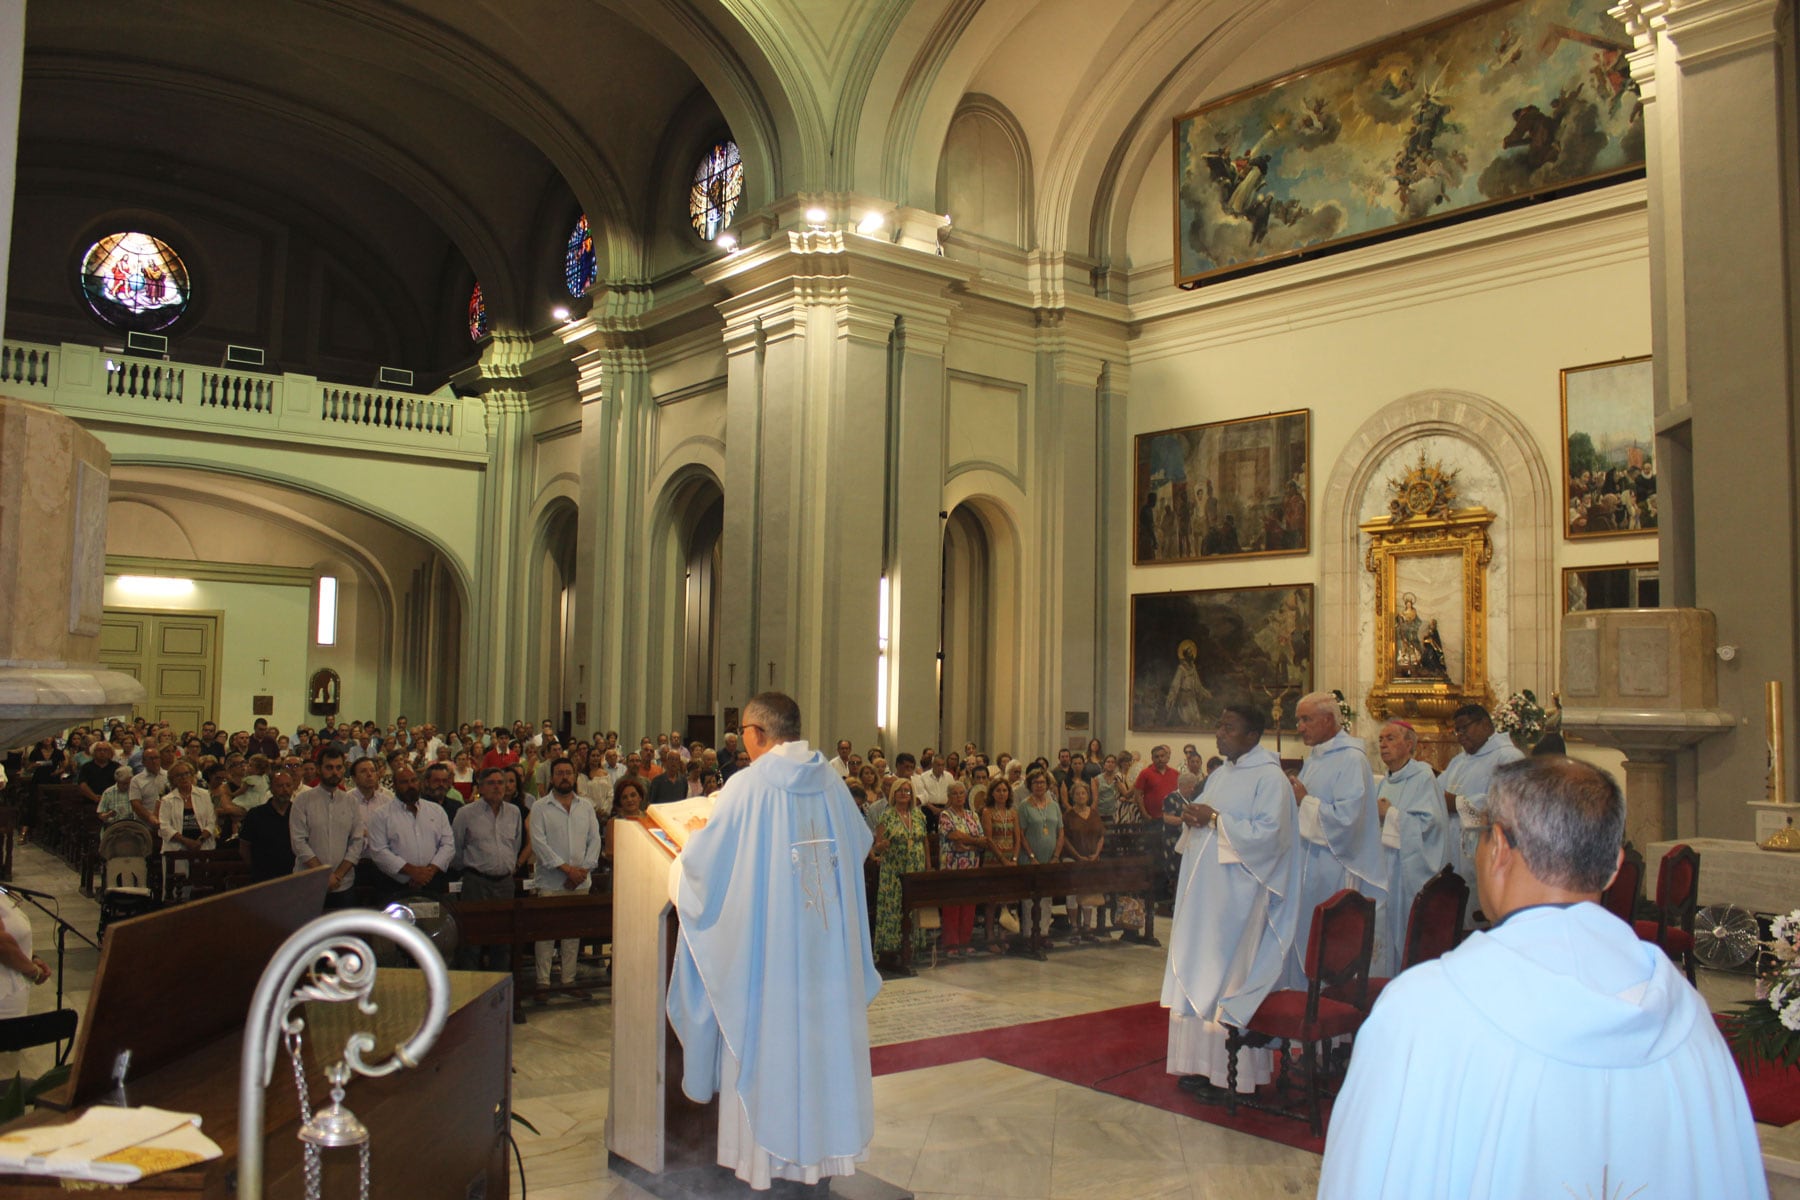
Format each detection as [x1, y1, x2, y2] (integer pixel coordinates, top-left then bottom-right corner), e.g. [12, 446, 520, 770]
[1282, 691, 1386, 988]
[1162, 703, 1304, 1097]
[667, 691, 881, 1191]
[1319, 756, 1766, 1199]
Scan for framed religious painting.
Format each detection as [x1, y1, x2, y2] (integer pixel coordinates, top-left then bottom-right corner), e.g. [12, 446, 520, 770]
[1133, 409, 1309, 565]
[1563, 563, 1659, 612]
[1129, 584, 1313, 733]
[1171, 0, 1644, 287]
[1562, 355, 1654, 539]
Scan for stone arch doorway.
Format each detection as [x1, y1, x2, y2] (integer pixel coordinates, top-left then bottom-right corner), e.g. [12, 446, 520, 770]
[940, 498, 1020, 756]
[527, 499, 580, 732]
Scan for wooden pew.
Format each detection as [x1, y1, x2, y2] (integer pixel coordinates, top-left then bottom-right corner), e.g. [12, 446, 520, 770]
[897, 855, 1157, 974]
[453, 889, 614, 1016]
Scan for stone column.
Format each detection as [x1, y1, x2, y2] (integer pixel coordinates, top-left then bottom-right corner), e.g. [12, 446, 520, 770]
[0, 0, 22, 341]
[462, 334, 532, 720]
[703, 231, 966, 750]
[1613, 0, 1800, 834]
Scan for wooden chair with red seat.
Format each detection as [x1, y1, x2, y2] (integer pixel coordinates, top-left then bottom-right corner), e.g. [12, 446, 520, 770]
[1361, 864, 1468, 1009]
[1600, 843, 1644, 924]
[1635, 842, 1700, 983]
[1224, 888, 1376, 1137]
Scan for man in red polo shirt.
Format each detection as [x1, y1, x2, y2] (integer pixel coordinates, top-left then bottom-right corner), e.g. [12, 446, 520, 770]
[1133, 744, 1184, 912]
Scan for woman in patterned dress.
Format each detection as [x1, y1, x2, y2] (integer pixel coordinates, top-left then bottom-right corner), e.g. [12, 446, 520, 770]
[872, 779, 929, 962]
[980, 778, 1019, 952]
[936, 781, 985, 958]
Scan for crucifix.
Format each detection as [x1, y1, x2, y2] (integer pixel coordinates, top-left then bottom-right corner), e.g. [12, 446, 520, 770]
[258, 657, 270, 676]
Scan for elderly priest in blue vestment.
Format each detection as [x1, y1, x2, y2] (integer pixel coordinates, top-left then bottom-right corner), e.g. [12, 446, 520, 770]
[1162, 703, 1304, 1096]
[1319, 757, 1767, 1200]
[1282, 691, 1386, 988]
[1372, 718, 1451, 975]
[667, 691, 882, 1190]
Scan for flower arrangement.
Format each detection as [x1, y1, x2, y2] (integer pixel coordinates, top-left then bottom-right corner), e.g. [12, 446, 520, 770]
[1729, 910, 1800, 1068]
[1491, 689, 1548, 742]
[1330, 689, 1357, 729]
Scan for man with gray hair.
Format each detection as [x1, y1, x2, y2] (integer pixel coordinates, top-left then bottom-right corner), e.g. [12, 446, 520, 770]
[1283, 691, 1385, 988]
[1319, 757, 1765, 1199]
[1372, 719, 1451, 974]
[667, 691, 880, 1190]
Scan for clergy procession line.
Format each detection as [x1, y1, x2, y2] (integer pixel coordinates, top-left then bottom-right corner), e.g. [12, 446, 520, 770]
[5, 692, 1775, 1197]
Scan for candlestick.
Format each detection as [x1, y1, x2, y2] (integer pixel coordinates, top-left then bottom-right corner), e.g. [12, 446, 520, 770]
[1770, 681, 1788, 805]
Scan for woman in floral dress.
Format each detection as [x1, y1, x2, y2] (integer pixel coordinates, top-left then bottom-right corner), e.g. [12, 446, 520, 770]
[873, 779, 929, 962]
[937, 781, 986, 958]
[981, 778, 1020, 952]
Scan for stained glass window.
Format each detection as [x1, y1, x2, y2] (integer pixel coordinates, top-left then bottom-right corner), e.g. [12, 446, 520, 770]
[689, 139, 743, 241]
[565, 213, 596, 298]
[79, 232, 191, 332]
[468, 282, 489, 341]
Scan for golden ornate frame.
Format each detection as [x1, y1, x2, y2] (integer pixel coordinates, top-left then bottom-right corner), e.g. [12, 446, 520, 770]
[1360, 507, 1495, 736]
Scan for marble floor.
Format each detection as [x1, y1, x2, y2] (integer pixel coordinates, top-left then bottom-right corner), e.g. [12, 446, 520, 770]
[2, 843, 1792, 1198]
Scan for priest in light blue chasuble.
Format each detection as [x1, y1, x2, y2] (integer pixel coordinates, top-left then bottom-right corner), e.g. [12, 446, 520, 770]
[1373, 718, 1452, 975]
[1281, 691, 1386, 989]
[1162, 703, 1304, 1095]
[1440, 701, 1524, 917]
[667, 691, 881, 1190]
[1320, 757, 1766, 1200]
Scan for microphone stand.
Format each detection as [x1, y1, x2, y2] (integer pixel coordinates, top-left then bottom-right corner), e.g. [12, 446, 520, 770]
[0, 884, 97, 1064]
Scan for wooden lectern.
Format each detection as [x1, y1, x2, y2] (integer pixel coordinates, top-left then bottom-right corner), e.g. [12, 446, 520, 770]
[606, 818, 719, 1177]
[0, 869, 512, 1198]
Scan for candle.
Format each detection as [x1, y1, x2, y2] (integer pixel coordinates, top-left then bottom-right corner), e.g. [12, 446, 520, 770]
[1771, 681, 1788, 805]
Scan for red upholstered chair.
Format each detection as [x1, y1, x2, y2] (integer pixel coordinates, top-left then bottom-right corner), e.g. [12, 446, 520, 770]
[1635, 843, 1700, 982]
[1600, 845, 1644, 925]
[1361, 865, 1469, 1008]
[1225, 888, 1375, 1137]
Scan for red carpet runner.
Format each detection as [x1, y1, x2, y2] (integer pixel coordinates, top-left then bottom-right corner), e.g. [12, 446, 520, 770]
[873, 1002, 1800, 1155]
[871, 1001, 1328, 1154]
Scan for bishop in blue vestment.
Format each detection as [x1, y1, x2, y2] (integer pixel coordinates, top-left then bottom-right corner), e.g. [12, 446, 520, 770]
[1283, 692, 1385, 988]
[667, 692, 882, 1190]
[1320, 757, 1766, 1200]
[1373, 719, 1451, 974]
[1162, 703, 1304, 1093]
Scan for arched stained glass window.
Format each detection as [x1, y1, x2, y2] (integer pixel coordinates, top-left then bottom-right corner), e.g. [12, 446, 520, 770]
[565, 213, 596, 298]
[468, 283, 489, 341]
[80, 231, 191, 331]
[689, 139, 743, 241]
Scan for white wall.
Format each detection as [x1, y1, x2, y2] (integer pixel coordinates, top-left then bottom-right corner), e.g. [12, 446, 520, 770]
[104, 576, 311, 733]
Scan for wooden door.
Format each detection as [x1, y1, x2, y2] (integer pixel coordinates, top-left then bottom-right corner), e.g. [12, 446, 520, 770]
[100, 609, 220, 728]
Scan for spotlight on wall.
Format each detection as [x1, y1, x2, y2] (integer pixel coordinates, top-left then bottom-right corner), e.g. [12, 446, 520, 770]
[116, 575, 196, 599]
[803, 206, 829, 226]
[552, 306, 571, 322]
[715, 232, 739, 252]
[856, 212, 885, 235]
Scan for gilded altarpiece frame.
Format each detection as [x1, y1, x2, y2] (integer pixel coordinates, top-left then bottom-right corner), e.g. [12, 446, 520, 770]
[1361, 506, 1495, 769]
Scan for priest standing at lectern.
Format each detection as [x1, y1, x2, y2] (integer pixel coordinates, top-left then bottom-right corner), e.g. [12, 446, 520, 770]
[1163, 704, 1304, 1097]
[667, 691, 882, 1191]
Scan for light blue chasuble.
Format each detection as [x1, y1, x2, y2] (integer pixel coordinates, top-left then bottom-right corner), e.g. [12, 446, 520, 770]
[668, 741, 881, 1171]
[1440, 733, 1524, 902]
[1320, 903, 1767, 1200]
[1284, 729, 1386, 987]
[1374, 758, 1450, 975]
[1161, 744, 1303, 1030]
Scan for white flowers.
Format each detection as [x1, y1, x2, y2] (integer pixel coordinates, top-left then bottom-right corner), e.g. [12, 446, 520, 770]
[1763, 910, 1800, 1028]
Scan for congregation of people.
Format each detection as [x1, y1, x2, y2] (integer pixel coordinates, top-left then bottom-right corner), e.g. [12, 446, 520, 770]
[2, 687, 1772, 1197]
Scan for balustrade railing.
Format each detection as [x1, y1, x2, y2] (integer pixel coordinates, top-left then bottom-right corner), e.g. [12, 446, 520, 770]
[320, 386, 456, 435]
[0, 338, 485, 461]
[0, 342, 54, 388]
[105, 359, 186, 403]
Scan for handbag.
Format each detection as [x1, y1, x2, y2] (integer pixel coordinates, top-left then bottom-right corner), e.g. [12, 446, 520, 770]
[1117, 895, 1146, 931]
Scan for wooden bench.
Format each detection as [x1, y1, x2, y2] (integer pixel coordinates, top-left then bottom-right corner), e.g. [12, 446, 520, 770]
[897, 855, 1158, 974]
[454, 889, 615, 1016]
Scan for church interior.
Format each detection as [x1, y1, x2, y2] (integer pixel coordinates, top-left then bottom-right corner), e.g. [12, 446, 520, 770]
[2, 0, 1798, 1195]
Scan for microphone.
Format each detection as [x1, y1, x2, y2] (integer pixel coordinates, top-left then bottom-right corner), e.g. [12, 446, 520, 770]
[0, 883, 57, 901]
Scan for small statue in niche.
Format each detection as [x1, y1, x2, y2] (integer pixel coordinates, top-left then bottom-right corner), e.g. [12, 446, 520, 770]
[1418, 618, 1448, 677]
[1394, 592, 1423, 674]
